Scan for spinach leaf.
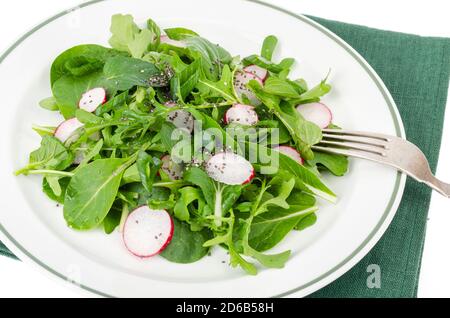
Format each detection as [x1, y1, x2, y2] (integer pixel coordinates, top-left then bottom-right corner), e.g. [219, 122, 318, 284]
[160, 218, 212, 263]
[261, 35, 277, 61]
[242, 221, 291, 269]
[103, 204, 122, 234]
[52, 71, 107, 118]
[64, 158, 132, 229]
[103, 56, 160, 90]
[39, 97, 59, 111]
[295, 212, 317, 231]
[249, 205, 317, 251]
[309, 151, 349, 176]
[50, 44, 123, 84]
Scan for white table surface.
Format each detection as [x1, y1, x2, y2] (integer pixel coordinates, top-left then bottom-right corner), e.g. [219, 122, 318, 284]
[0, 0, 448, 298]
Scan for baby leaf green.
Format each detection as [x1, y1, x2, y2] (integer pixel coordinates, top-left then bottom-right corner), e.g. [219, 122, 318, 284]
[63, 158, 131, 230]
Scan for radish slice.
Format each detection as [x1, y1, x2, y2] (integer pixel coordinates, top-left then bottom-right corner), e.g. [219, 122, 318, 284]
[243, 65, 268, 82]
[296, 102, 332, 129]
[161, 155, 184, 180]
[159, 35, 187, 48]
[233, 71, 263, 106]
[273, 145, 304, 165]
[224, 104, 258, 126]
[205, 152, 254, 185]
[123, 206, 174, 258]
[78, 87, 106, 112]
[164, 102, 194, 133]
[54, 118, 84, 143]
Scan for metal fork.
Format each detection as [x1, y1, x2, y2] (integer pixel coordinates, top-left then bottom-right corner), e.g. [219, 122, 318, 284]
[312, 129, 450, 198]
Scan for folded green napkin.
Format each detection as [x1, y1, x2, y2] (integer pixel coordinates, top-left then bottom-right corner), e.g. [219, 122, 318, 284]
[308, 17, 450, 298]
[0, 15, 448, 298]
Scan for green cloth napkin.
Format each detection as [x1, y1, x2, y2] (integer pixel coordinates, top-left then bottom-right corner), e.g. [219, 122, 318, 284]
[0, 16, 449, 298]
[308, 17, 450, 298]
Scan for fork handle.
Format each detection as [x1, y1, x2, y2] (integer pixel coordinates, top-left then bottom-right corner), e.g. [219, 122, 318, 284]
[427, 176, 450, 198]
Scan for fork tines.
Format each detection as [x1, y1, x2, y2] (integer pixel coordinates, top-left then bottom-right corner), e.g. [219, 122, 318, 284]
[313, 129, 391, 158]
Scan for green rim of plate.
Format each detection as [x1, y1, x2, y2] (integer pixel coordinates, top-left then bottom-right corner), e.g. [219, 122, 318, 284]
[0, 0, 404, 298]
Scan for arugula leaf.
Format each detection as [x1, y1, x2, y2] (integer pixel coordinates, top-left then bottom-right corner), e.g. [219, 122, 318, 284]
[75, 109, 102, 124]
[174, 186, 205, 221]
[136, 150, 161, 192]
[15, 136, 73, 175]
[164, 27, 199, 40]
[184, 36, 232, 81]
[96, 90, 129, 116]
[277, 152, 337, 202]
[243, 55, 295, 74]
[172, 59, 201, 100]
[254, 178, 295, 215]
[196, 64, 236, 101]
[42, 177, 70, 204]
[294, 79, 331, 103]
[183, 167, 215, 207]
[263, 77, 301, 99]
[109, 14, 157, 58]
[247, 80, 321, 160]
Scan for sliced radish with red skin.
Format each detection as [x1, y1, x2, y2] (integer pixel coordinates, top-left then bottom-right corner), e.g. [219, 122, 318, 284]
[296, 102, 332, 129]
[205, 152, 254, 185]
[164, 102, 194, 133]
[78, 87, 106, 112]
[273, 145, 304, 165]
[224, 103, 258, 126]
[159, 35, 187, 48]
[243, 65, 268, 82]
[123, 206, 174, 258]
[54, 118, 84, 143]
[161, 155, 184, 180]
[233, 71, 263, 106]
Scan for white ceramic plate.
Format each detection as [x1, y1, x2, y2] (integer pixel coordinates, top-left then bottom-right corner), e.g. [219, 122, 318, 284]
[0, 0, 405, 297]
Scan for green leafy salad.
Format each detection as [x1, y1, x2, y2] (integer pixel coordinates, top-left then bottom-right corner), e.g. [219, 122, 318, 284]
[15, 14, 348, 274]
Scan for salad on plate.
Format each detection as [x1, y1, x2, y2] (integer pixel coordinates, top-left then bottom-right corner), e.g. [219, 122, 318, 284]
[15, 14, 348, 275]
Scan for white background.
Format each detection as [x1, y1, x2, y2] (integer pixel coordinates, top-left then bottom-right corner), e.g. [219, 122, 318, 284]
[0, 0, 448, 298]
